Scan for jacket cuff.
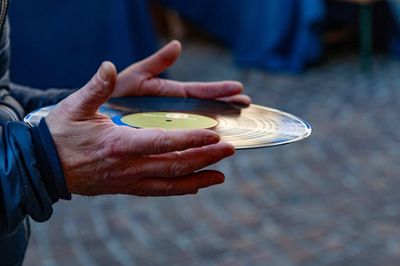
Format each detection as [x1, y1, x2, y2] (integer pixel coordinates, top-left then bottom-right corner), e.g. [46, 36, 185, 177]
[30, 119, 71, 203]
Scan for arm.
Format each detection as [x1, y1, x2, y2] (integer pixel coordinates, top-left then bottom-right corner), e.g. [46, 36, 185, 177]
[0, 119, 70, 237]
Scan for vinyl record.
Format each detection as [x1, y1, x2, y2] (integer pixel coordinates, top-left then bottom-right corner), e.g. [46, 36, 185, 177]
[24, 97, 312, 149]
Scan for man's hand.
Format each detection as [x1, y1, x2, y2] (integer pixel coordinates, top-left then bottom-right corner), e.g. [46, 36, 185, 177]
[112, 40, 251, 105]
[46, 62, 235, 196]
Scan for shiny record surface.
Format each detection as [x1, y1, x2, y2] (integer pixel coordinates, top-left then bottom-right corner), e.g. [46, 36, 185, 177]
[24, 97, 312, 149]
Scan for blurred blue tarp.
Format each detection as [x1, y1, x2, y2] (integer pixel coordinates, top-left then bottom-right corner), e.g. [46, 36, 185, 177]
[386, 0, 400, 55]
[8, 0, 158, 88]
[9, 0, 326, 88]
[159, 0, 326, 73]
[8, 0, 400, 88]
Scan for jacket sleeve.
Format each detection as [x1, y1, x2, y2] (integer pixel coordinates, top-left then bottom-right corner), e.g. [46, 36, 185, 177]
[10, 83, 75, 115]
[0, 119, 71, 237]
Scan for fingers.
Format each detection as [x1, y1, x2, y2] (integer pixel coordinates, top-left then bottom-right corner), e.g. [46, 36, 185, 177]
[104, 127, 221, 156]
[141, 78, 245, 99]
[147, 79, 251, 105]
[60, 61, 117, 118]
[130, 170, 225, 196]
[217, 94, 252, 106]
[135, 40, 182, 76]
[183, 81, 244, 98]
[138, 142, 235, 178]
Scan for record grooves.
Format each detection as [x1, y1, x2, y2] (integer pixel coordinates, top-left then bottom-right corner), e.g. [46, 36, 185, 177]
[24, 97, 312, 149]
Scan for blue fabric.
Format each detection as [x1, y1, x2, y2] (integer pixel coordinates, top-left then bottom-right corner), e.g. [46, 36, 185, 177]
[8, 0, 158, 88]
[8, 0, 326, 80]
[30, 119, 71, 203]
[0, 219, 29, 266]
[388, 0, 400, 24]
[8, 0, 400, 80]
[159, 0, 326, 73]
[0, 121, 53, 235]
[383, 1, 400, 57]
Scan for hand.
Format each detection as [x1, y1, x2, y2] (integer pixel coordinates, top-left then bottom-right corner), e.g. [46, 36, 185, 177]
[112, 40, 251, 105]
[46, 62, 235, 196]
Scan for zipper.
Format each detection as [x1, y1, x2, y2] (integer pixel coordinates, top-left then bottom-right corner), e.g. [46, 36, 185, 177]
[0, 0, 9, 32]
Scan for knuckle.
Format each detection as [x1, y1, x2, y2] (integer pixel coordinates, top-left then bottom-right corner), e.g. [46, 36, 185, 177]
[185, 135, 199, 147]
[164, 183, 176, 194]
[170, 161, 187, 177]
[127, 164, 142, 178]
[119, 163, 142, 181]
[151, 78, 164, 95]
[155, 132, 173, 152]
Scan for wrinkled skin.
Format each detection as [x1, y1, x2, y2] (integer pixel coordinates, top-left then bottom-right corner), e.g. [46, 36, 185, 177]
[46, 41, 251, 197]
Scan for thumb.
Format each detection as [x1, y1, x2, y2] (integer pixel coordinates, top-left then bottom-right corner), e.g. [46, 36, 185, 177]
[65, 61, 117, 118]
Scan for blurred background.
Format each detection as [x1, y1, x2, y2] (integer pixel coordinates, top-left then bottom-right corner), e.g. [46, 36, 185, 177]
[9, 0, 400, 265]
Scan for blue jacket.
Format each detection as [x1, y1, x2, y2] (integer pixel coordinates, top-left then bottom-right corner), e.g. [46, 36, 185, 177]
[0, 2, 72, 264]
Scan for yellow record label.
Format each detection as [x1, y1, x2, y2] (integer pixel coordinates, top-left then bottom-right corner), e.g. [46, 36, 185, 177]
[121, 112, 218, 130]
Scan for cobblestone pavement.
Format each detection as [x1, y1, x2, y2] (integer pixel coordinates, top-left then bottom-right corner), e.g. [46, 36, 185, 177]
[24, 42, 400, 266]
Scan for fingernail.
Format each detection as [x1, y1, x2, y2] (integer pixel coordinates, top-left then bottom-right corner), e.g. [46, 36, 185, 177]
[99, 62, 112, 82]
[227, 82, 243, 92]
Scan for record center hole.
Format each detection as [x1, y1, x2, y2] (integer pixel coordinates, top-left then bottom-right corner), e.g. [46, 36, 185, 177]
[165, 119, 172, 122]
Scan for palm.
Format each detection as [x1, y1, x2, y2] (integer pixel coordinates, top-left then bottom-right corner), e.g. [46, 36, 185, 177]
[47, 61, 236, 197]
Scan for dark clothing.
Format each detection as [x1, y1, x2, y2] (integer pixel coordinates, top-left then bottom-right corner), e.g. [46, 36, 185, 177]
[0, 4, 72, 264]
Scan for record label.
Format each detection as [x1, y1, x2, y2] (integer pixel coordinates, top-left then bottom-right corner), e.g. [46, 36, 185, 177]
[120, 112, 218, 130]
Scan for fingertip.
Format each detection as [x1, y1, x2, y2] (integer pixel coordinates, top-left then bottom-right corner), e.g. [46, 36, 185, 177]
[169, 40, 182, 51]
[202, 129, 220, 144]
[241, 95, 252, 105]
[150, 40, 182, 72]
[166, 40, 182, 61]
[228, 81, 244, 93]
[222, 142, 236, 157]
[99, 61, 117, 81]
[198, 172, 225, 189]
[216, 81, 244, 97]
[162, 40, 182, 57]
[234, 95, 252, 106]
[213, 173, 225, 184]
